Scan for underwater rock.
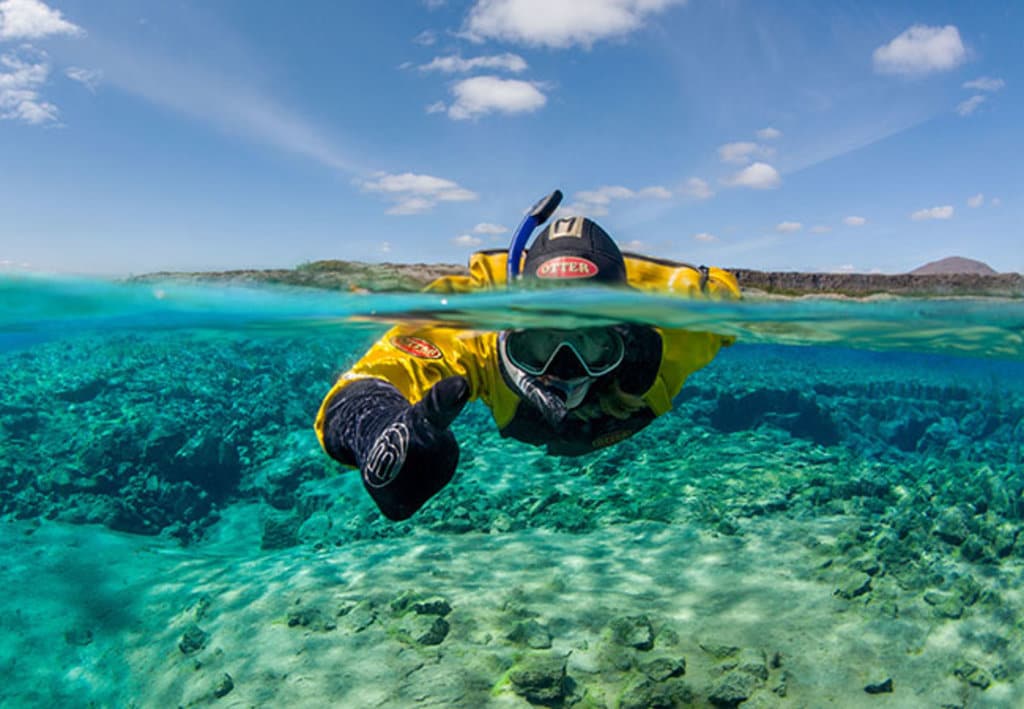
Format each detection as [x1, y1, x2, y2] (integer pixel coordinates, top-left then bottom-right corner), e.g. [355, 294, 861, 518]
[708, 669, 761, 707]
[735, 648, 769, 680]
[390, 590, 452, 617]
[508, 653, 567, 706]
[213, 673, 234, 698]
[864, 677, 893, 694]
[393, 613, 450, 646]
[639, 656, 686, 681]
[287, 606, 336, 632]
[699, 642, 740, 660]
[923, 591, 964, 620]
[507, 619, 553, 649]
[953, 660, 992, 689]
[834, 571, 872, 599]
[607, 614, 655, 650]
[959, 535, 995, 563]
[619, 677, 693, 709]
[339, 601, 376, 633]
[63, 625, 93, 646]
[178, 623, 209, 655]
[411, 597, 452, 617]
[297, 510, 331, 543]
[260, 511, 301, 550]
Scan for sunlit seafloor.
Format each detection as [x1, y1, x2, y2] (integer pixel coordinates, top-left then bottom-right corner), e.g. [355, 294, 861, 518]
[2, 276, 1023, 707]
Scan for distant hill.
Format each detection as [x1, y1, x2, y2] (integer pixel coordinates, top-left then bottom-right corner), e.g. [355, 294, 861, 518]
[910, 256, 997, 276]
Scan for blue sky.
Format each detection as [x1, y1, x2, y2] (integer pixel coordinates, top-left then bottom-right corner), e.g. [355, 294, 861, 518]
[0, 0, 1020, 275]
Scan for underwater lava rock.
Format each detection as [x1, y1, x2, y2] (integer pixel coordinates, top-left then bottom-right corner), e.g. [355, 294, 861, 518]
[707, 669, 761, 708]
[507, 653, 568, 706]
[213, 673, 234, 698]
[410, 597, 453, 617]
[63, 625, 94, 646]
[507, 619, 553, 649]
[607, 615, 655, 651]
[953, 660, 992, 689]
[619, 677, 693, 709]
[392, 611, 450, 646]
[339, 601, 376, 633]
[260, 511, 301, 550]
[923, 591, 964, 620]
[639, 656, 686, 681]
[864, 677, 893, 694]
[735, 648, 769, 681]
[287, 606, 336, 631]
[834, 570, 872, 599]
[178, 623, 209, 655]
[933, 505, 972, 546]
[699, 642, 740, 660]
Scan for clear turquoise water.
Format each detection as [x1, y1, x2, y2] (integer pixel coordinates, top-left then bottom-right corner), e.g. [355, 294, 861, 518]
[2, 275, 1024, 706]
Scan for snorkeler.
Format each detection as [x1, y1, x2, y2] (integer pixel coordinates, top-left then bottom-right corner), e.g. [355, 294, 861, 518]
[315, 191, 741, 520]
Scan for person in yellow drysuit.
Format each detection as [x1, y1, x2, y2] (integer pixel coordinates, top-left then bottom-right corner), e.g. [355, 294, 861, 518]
[315, 215, 740, 520]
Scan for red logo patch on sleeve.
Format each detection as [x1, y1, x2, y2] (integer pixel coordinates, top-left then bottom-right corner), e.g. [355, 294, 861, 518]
[535, 256, 599, 279]
[390, 335, 443, 359]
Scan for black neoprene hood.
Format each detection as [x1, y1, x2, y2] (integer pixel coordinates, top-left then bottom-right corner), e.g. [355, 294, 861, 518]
[521, 216, 628, 286]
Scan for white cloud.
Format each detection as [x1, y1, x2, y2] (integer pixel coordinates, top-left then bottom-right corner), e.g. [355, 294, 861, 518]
[991, 197, 1001, 207]
[65, 66, 101, 92]
[621, 239, 645, 251]
[425, 101, 446, 114]
[447, 75, 546, 120]
[463, 0, 686, 49]
[473, 222, 507, 234]
[843, 216, 867, 226]
[872, 25, 966, 77]
[967, 193, 984, 208]
[453, 234, 483, 247]
[681, 177, 713, 200]
[414, 30, 437, 46]
[724, 162, 781, 190]
[380, 241, 393, 254]
[0, 47, 57, 124]
[717, 141, 773, 164]
[423, 0, 447, 9]
[359, 171, 478, 215]
[956, 94, 985, 116]
[911, 205, 954, 221]
[775, 221, 802, 233]
[567, 184, 672, 216]
[833, 264, 857, 274]
[810, 225, 832, 234]
[693, 232, 717, 242]
[0, 0, 81, 40]
[962, 76, 1004, 92]
[419, 53, 527, 73]
[756, 126, 781, 140]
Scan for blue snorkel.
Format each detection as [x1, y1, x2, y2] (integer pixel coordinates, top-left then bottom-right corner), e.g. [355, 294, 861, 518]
[506, 189, 563, 284]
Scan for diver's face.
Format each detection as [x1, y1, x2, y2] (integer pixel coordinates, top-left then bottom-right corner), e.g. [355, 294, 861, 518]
[504, 327, 625, 378]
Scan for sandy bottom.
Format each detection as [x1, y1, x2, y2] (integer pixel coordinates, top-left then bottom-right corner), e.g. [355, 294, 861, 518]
[1, 508, 1019, 708]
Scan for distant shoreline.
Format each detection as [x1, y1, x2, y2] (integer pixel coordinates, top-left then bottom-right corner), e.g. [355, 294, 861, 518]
[127, 259, 1024, 298]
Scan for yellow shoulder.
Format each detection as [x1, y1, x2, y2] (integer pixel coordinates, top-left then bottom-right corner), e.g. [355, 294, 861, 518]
[624, 253, 741, 299]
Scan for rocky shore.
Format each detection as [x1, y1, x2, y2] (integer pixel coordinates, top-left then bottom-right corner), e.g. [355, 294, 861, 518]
[129, 259, 1024, 297]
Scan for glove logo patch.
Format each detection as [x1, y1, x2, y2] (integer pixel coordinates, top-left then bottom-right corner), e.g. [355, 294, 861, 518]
[390, 336, 443, 359]
[536, 256, 598, 279]
[364, 422, 410, 488]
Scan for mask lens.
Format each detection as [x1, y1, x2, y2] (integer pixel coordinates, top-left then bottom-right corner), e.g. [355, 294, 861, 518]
[506, 328, 624, 376]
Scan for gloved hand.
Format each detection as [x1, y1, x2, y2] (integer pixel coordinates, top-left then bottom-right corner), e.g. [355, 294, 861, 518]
[320, 376, 470, 521]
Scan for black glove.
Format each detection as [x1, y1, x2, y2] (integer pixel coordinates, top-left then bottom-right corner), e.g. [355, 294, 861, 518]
[320, 376, 470, 520]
